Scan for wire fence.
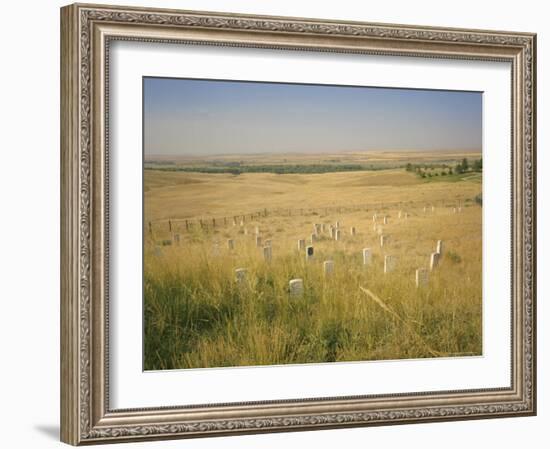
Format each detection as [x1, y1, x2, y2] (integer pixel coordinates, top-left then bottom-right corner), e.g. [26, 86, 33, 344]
[146, 198, 477, 234]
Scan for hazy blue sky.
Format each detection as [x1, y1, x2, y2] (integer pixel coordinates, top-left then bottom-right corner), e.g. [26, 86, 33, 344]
[143, 77, 482, 156]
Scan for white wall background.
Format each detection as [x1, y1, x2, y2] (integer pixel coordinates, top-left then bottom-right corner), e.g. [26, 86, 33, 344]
[0, 0, 545, 447]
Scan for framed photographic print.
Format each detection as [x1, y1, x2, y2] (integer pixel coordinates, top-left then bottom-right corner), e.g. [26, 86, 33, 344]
[60, 3, 537, 445]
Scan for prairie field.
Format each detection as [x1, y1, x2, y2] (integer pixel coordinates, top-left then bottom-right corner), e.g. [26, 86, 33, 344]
[143, 152, 482, 370]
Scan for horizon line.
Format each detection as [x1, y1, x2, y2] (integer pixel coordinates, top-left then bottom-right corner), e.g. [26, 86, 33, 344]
[145, 148, 483, 159]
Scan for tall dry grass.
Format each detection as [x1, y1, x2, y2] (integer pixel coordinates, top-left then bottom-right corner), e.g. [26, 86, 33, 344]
[144, 199, 482, 370]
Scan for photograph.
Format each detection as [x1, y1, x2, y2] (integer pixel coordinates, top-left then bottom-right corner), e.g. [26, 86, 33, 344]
[143, 77, 484, 371]
[57, 2, 536, 445]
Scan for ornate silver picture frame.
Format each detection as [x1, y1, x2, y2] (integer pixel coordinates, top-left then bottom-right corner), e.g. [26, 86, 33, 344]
[61, 3, 536, 445]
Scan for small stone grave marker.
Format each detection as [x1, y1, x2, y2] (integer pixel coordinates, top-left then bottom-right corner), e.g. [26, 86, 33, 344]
[235, 268, 247, 284]
[263, 245, 272, 262]
[362, 248, 372, 265]
[289, 279, 304, 297]
[323, 260, 334, 276]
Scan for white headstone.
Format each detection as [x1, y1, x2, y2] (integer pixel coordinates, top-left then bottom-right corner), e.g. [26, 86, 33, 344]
[380, 235, 388, 247]
[377, 225, 384, 235]
[383, 216, 388, 225]
[384, 255, 396, 273]
[458, 206, 462, 213]
[398, 211, 402, 219]
[244, 227, 248, 235]
[233, 217, 237, 226]
[235, 268, 247, 283]
[298, 239, 306, 250]
[310, 233, 317, 243]
[436, 240, 444, 254]
[240, 220, 244, 227]
[372, 214, 377, 222]
[263, 245, 272, 262]
[289, 279, 304, 297]
[335, 229, 341, 241]
[350, 227, 356, 236]
[255, 235, 262, 247]
[255, 226, 260, 235]
[323, 260, 334, 276]
[431, 206, 435, 213]
[330, 226, 336, 239]
[423, 206, 427, 213]
[305, 245, 314, 261]
[362, 248, 372, 265]
[452, 207, 457, 213]
[416, 268, 429, 287]
[430, 252, 440, 270]
[227, 239, 234, 250]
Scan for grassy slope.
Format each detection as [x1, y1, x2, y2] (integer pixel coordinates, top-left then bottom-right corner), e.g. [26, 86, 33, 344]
[144, 167, 482, 370]
[144, 169, 480, 221]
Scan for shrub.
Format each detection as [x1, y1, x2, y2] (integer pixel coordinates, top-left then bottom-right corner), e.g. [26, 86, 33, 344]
[447, 250, 462, 264]
[474, 193, 482, 206]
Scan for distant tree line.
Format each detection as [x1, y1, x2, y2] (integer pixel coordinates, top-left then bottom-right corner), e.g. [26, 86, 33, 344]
[405, 158, 482, 178]
[145, 160, 175, 165]
[144, 163, 397, 175]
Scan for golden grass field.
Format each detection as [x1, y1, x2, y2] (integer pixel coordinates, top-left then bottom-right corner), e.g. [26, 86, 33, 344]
[144, 153, 482, 370]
